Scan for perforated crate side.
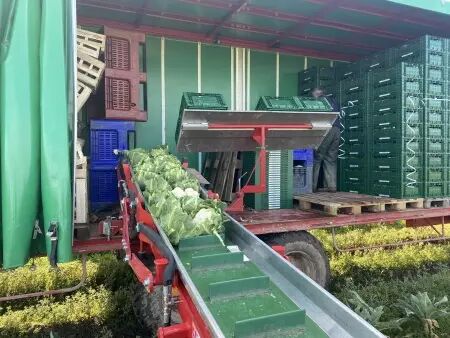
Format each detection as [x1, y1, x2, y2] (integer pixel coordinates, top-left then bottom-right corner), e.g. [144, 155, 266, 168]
[89, 167, 119, 209]
[256, 96, 301, 111]
[182, 92, 228, 110]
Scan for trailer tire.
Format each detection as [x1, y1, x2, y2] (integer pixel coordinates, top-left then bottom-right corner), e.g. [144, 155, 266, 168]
[132, 283, 163, 336]
[260, 231, 330, 289]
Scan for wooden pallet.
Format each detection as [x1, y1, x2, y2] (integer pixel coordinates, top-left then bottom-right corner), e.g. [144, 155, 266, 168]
[77, 81, 92, 112]
[76, 28, 105, 58]
[77, 52, 105, 89]
[424, 198, 450, 209]
[295, 192, 423, 216]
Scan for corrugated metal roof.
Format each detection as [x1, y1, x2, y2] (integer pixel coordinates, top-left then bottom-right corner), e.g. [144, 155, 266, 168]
[76, 0, 450, 61]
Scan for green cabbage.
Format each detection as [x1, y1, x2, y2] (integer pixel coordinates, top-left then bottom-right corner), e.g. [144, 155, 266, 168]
[126, 147, 224, 244]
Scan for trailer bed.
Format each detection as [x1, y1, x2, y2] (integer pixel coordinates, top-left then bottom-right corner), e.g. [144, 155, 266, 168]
[231, 207, 450, 235]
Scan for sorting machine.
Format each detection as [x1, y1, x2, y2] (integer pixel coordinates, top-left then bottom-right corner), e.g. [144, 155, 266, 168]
[112, 104, 384, 337]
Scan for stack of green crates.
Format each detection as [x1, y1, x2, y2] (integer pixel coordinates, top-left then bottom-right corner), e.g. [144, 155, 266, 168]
[175, 92, 228, 142]
[298, 66, 338, 97]
[335, 35, 450, 199]
[369, 63, 425, 198]
[338, 75, 370, 194]
[242, 150, 293, 211]
[245, 96, 302, 210]
[394, 36, 449, 197]
[245, 95, 334, 210]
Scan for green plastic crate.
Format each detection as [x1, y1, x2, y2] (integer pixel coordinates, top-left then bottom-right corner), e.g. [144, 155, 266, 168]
[372, 137, 423, 158]
[371, 63, 423, 88]
[343, 131, 366, 148]
[371, 182, 423, 199]
[372, 94, 423, 114]
[341, 76, 367, 95]
[371, 115, 424, 133]
[359, 51, 390, 73]
[339, 181, 368, 194]
[425, 110, 446, 124]
[256, 96, 302, 111]
[394, 35, 448, 67]
[372, 167, 423, 185]
[373, 80, 423, 100]
[426, 167, 446, 182]
[425, 98, 447, 112]
[176, 92, 228, 142]
[340, 169, 365, 183]
[335, 63, 360, 81]
[425, 80, 447, 97]
[371, 165, 424, 199]
[339, 157, 368, 171]
[298, 67, 317, 85]
[243, 150, 293, 210]
[341, 104, 365, 120]
[424, 137, 446, 153]
[426, 153, 446, 167]
[425, 65, 448, 82]
[425, 124, 446, 138]
[372, 153, 423, 172]
[298, 66, 337, 95]
[181, 92, 228, 110]
[343, 143, 367, 158]
[296, 96, 334, 111]
[425, 182, 446, 197]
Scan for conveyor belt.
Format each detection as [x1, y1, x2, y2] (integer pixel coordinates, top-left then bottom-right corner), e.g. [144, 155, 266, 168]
[150, 209, 383, 337]
[177, 234, 327, 337]
[128, 163, 383, 338]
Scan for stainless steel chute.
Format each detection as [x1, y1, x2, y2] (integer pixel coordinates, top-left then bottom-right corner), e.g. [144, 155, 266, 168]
[176, 109, 339, 152]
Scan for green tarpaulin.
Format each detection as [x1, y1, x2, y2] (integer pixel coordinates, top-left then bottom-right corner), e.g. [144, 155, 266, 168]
[0, 0, 73, 268]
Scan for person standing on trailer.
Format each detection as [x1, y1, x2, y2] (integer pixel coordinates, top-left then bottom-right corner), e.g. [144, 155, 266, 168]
[312, 87, 340, 193]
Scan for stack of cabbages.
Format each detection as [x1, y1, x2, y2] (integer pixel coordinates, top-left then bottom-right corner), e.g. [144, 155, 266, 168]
[126, 147, 225, 244]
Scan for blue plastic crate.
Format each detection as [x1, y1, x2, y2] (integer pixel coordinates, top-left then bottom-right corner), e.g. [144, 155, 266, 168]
[293, 165, 313, 195]
[90, 120, 135, 166]
[293, 148, 314, 166]
[89, 165, 118, 210]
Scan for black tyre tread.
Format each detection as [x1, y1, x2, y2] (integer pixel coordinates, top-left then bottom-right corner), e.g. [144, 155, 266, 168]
[259, 231, 331, 288]
[132, 284, 163, 337]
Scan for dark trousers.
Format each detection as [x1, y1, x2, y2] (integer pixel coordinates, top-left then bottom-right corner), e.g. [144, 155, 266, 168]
[313, 126, 340, 191]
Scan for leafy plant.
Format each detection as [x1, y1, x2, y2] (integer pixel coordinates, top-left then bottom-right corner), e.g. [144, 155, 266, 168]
[347, 291, 405, 332]
[396, 292, 450, 337]
[310, 223, 450, 285]
[0, 287, 112, 335]
[330, 244, 450, 285]
[311, 223, 450, 254]
[127, 147, 225, 244]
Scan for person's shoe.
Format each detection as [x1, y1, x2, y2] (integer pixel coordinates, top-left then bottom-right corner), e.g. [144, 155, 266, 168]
[327, 188, 337, 193]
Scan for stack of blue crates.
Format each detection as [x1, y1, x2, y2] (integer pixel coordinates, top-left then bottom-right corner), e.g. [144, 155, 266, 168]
[90, 120, 135, 210]
[293, 149, 314, 195]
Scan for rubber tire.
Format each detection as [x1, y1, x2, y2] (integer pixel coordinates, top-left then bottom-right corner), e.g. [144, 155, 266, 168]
[132, 283, 163, 337]
[260, 231, 331, 289]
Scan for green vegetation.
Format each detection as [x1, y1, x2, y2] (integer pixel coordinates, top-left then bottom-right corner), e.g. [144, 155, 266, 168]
[0, 253, 145, 337]
[314, 223, 450, 337]
[1, 223, 450, 337]
[128, 147, 226, 244]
